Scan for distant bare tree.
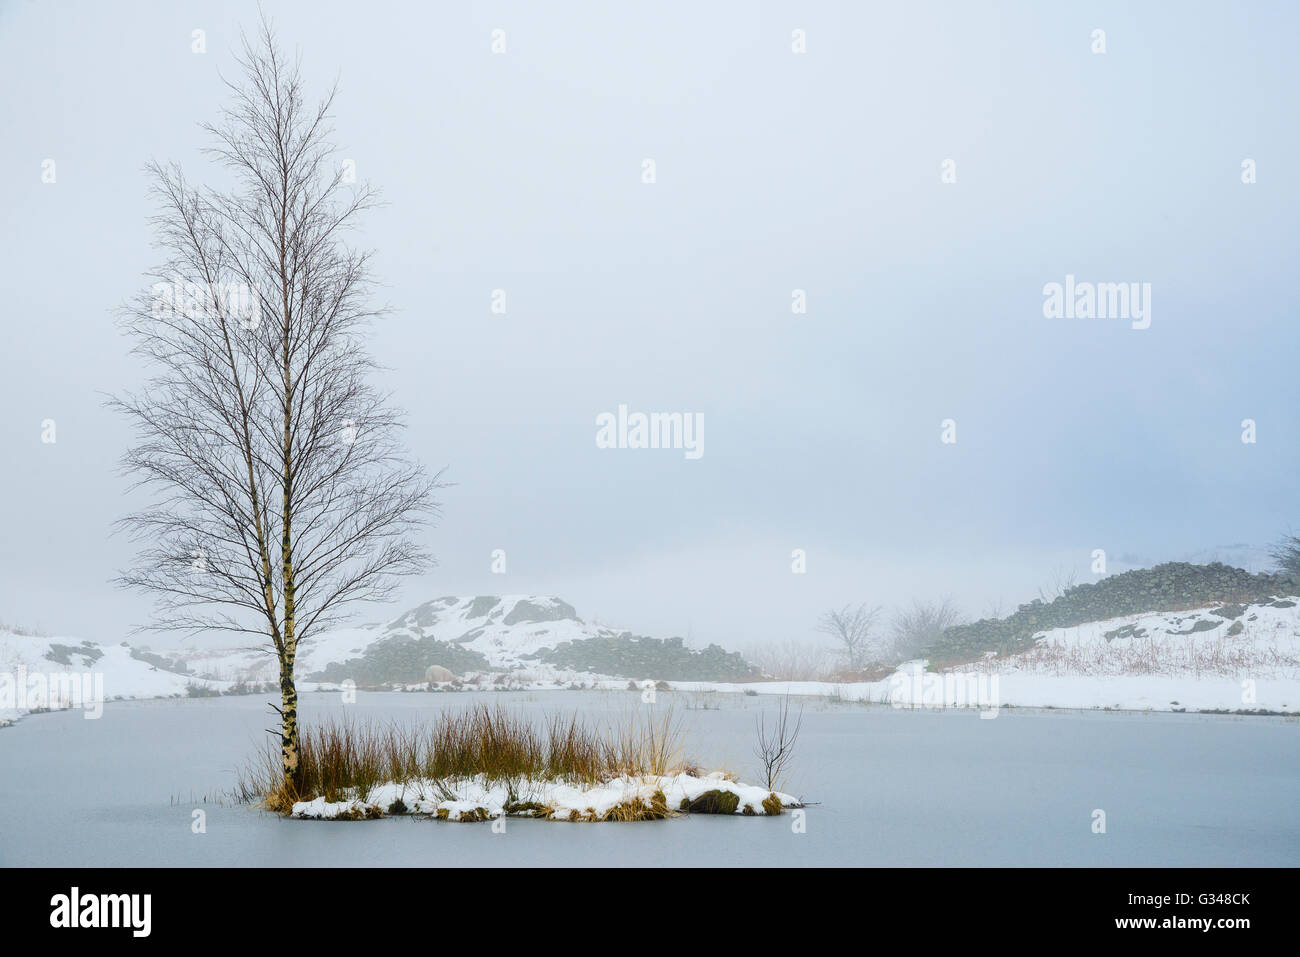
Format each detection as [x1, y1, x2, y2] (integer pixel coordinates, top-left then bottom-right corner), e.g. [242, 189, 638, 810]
[112, 19, 440, 794]
[1037, 565, 1078, 603]
[1270, 531, 1300, 580]
[890, 597, 963, 662]
[816, 603, 883, 671]
[748, 639, 835, 682]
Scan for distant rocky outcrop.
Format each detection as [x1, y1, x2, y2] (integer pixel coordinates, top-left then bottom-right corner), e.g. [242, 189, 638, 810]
[928, 562, 1300, 663]
[528, 632, 759, 682]
[308, 634, 489, 687]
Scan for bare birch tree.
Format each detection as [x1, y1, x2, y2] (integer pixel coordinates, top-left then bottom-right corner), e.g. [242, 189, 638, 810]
[112, 20, 439, 794]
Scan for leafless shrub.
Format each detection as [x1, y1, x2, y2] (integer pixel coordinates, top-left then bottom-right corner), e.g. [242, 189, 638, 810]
[754, 694, 803, 792]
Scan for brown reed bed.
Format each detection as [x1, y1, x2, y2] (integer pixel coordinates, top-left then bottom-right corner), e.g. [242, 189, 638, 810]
[239, 703, 687, 815]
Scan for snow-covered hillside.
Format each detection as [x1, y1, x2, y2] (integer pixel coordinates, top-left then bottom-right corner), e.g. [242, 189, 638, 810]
[988, 598, 1300, 679]
[162, 595, 620, 682]
[2, 595, 738, 725]
[0, 629, 227, 725]
[381, 596, 612, 667]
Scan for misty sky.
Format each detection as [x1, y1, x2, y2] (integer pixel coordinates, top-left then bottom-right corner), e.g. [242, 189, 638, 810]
[2, 0, 1298, 651]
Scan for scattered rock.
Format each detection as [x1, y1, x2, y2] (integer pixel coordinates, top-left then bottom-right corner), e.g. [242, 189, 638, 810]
[424, 664, 456, 683]
[1211, 604, 1247, 620]
[682, 790, 740, 815]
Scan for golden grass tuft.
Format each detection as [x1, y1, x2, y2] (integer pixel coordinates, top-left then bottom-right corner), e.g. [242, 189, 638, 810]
[240, 703, 687, 815]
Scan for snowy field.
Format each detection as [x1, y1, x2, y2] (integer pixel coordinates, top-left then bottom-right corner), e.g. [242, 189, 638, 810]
[0, 690, 1296, 867]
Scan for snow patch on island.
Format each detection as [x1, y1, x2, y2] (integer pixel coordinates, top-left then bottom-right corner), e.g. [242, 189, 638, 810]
[290, 771, 799, 822]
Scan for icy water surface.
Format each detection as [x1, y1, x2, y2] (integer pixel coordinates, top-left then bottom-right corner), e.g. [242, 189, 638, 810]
[1, 690, 1296, 866]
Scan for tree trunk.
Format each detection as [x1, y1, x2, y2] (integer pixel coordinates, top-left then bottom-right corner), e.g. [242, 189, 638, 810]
[279, 656, 299, 792]
[279, 468, 298, 790]
[278, 224, 298, 792]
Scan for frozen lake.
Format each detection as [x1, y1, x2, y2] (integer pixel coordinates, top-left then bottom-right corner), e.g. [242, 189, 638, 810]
[1, 690, 1297, 866]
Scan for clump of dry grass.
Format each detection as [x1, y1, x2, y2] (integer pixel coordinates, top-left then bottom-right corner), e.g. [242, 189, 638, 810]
[241, 704, 686, 814]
